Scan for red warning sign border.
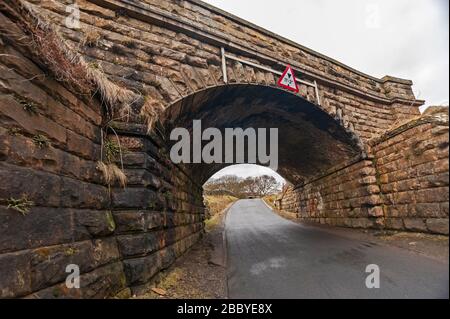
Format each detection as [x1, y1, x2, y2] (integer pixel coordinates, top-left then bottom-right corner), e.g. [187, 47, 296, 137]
[277, 65, 299, 93]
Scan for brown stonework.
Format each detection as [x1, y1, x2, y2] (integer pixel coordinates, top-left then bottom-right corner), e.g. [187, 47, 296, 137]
[0, 0, 446, 299]
[279, 108, 449, 235]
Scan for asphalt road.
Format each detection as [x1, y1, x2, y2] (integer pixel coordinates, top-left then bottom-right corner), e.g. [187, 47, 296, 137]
[225, 199, 449, 299]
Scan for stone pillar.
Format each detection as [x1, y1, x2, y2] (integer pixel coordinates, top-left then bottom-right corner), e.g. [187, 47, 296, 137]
[382, 76, 423, 122]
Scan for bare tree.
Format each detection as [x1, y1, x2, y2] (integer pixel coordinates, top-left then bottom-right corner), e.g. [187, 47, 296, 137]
[204, 174, 281, 198]
[204, 175, 246, 197]
[253, 175, 280, 196]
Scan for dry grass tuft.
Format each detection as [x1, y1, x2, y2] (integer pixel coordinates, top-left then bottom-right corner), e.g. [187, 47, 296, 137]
[140, 96, 164, 132]
[81, 29, 102, 48]
[96, 161, 127, 188]
[85, 64, 139, 118]
[110, 163, 127, 188]
[96, 161, 111, 184]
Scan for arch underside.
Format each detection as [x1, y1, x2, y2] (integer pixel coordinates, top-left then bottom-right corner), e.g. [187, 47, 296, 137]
[159, 85, 363, 186]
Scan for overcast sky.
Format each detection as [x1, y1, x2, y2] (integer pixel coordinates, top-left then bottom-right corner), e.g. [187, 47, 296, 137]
[210, 164, 286, 184]
[204, 0, 449, 182]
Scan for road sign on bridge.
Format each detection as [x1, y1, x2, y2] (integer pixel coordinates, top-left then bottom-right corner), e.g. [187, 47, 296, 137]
[277, 65, 299, 93]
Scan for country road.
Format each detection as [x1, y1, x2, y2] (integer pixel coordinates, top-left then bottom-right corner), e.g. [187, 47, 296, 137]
[225, 199, 449, 299]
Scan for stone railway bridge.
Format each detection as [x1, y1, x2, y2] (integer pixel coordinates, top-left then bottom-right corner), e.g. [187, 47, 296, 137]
[0, 0, 448, 298]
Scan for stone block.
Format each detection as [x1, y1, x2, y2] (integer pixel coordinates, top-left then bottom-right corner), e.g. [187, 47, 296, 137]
[73, 210, 116, 238]
[29, 238, 120, 292]
[27, 262, 127, 299]
[426, 219, 449, 235]
[112, 187, 163, 210]
[404, 218, 428, 232]
[368, 206, 384, 217]
[0, 251, 31, 298]
[113, 211, 164, 233]
[116, 232, 162, 257]
[123, 253, 161, 285]
[0, 207, 73, 253]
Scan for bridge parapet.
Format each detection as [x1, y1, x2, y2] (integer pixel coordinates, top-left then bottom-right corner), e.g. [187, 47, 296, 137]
[94, 0, 421, 105]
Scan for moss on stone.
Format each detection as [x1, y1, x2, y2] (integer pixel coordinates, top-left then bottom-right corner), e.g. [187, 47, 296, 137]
[64, 247, 78, 256]
[105, 211, 116, 232]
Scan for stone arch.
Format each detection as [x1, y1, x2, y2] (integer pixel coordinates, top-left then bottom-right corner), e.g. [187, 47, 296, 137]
[154, 83, 365, 186]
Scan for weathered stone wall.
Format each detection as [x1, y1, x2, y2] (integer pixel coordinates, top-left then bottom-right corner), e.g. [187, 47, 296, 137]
[0, 13, 204, 298]
[279, 109, 449, 235]
[278, 159, 384, 229]
[108, 122, 204, 296]
[371, 110, 449, 234]
[0, 37, 121, 298]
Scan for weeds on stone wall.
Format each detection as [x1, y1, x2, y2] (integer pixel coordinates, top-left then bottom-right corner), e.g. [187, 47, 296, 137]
[7, 127, 21, 136]
[15, 96, 39, 114]
[4, 196, 34, 215]
[97, 160, 127, 189]
[32, 134, 50, 148]
[140, 95, 164, 133]
[97, 127, 127, 189]
[0, 0, 140, 119]
[80, 29, 102, 48]
[0, 0, 167, 193]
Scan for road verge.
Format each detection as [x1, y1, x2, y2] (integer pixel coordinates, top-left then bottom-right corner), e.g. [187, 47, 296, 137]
[135, 201, 235, 299]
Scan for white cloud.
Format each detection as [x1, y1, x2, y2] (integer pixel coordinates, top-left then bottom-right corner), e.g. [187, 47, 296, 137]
[203, 0, 449, 107]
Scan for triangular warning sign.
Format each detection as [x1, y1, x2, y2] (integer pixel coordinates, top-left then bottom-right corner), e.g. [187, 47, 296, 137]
[277, 65, 299, 93]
